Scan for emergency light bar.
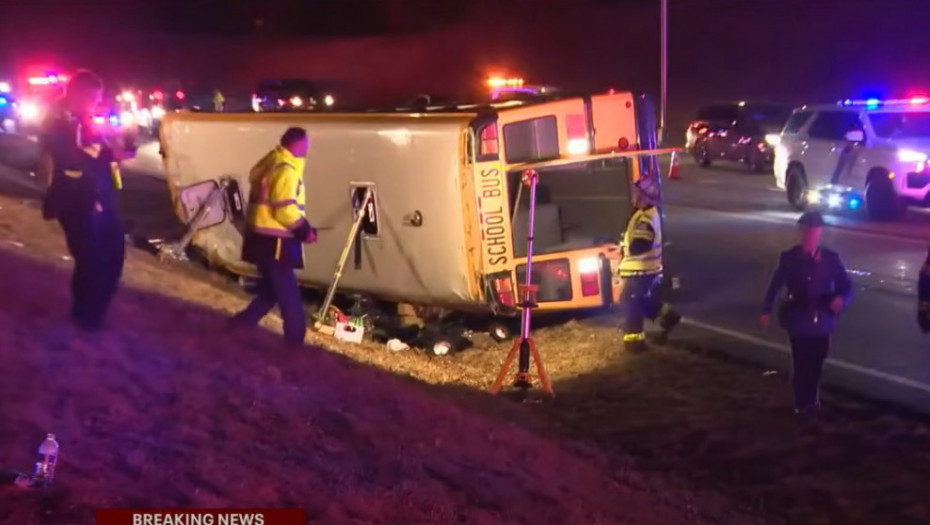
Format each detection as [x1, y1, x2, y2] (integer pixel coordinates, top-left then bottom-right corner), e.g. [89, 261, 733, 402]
[28, 74, 67, 86]
[838, 96, 930, 107]
[487, 77, 524, 88]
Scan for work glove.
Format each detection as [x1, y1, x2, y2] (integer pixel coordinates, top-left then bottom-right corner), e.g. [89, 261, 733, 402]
[304, 226, 318, 244]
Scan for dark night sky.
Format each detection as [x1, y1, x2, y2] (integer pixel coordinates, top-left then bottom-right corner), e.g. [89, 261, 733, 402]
[1, 0, 928, 132]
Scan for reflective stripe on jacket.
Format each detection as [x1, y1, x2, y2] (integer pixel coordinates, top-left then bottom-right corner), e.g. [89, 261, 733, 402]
[619, 206, 662, 277]
[246, 145, 307, 238]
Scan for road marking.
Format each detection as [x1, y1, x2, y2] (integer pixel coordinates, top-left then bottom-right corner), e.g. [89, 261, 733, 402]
[669, 203, 928, 245]
[683, 317, 930, 395]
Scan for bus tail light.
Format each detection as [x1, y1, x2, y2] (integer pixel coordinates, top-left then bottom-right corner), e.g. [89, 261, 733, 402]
[578, 257, 600, 297]
[493, 276, 515, 307]
[566, 113, 589, 155]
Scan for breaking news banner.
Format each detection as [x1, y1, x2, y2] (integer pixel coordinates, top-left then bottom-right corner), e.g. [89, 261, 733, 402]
[95, 509, 306, 525]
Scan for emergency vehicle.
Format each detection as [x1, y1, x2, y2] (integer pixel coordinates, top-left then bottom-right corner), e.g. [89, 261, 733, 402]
[774, 97, 930, 220]
[13, 72, 69, 134]
[159, 77, 673, 343]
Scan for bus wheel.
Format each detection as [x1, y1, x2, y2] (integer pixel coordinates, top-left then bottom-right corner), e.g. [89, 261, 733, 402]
[429, 340, 454, 357]
[489, 321, 512, 342]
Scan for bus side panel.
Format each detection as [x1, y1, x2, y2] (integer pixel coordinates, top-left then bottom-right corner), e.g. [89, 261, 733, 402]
[590, 92, 638, 153]
[160, 112, 485, 308]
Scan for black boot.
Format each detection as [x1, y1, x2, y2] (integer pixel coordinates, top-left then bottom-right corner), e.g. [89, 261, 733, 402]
[654, 308, 681, 344]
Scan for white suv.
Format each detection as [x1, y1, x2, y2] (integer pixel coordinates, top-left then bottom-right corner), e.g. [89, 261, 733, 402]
[773, 98, 930, 220]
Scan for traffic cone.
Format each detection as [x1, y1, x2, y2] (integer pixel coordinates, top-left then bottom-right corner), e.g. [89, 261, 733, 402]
[668, 151, 681, 180]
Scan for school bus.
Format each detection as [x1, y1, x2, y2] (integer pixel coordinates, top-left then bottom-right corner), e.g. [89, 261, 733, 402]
[159, 79, 669, 341]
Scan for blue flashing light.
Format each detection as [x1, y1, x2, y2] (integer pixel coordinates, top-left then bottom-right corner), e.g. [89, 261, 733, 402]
[108, 114, 119, 126]
[848, 197, 861, 210]
[865, 98, 880, 108]
[0, 97, 6, 106]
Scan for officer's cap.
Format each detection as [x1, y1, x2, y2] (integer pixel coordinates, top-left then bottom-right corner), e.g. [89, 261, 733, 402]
[797, 211, 825, 228]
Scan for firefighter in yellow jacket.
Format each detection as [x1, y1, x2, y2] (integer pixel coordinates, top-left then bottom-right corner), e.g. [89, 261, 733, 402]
[229, 127, 317, 345]
[618, 175, 681, 352]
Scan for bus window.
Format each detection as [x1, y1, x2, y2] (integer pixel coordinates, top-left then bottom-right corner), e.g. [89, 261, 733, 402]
[509, 158, 631, 258]
[502, 116, 559, 164]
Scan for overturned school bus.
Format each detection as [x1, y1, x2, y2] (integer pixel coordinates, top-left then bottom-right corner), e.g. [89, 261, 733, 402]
[159, 85, 671, 340]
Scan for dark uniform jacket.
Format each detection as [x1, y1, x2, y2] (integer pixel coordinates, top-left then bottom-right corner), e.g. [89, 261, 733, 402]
[763, 245, 853, 336]
[39, 103, 119, 221]
[918, 247, 930, 333]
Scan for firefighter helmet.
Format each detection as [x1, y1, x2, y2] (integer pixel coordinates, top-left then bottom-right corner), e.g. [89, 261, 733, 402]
[634, 175, 660, 204]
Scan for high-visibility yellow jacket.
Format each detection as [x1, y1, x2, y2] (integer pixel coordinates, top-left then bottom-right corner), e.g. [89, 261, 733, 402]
[618, 206, 662, 277]
[242, 145, 311, 267]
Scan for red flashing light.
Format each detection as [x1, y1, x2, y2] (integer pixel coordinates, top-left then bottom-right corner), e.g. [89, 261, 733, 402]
[175, 90, 185, 100]
[911, 96, 929, 105]
[479, 124, 499, 156]
[92, 115, 105, 125]
[580, 272, 599, 297]
[493, 277, 515, 307]
[151, 90, 164, 101]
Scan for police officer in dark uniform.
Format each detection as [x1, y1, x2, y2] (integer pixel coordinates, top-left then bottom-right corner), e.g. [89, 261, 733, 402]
[38, 70, 134, 332]
[761, 211, 852, 413]
[917, 246, 930, 333]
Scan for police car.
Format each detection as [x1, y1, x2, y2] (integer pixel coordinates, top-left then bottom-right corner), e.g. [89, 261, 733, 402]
[772, 97, 930, 220]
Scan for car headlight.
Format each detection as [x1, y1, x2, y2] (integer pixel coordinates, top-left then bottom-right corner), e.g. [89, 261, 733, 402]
[324, 94, 334, 107]
[765, 133, 781, 146]
[18, 102, 39, 121]
[806, 189, 821, 204]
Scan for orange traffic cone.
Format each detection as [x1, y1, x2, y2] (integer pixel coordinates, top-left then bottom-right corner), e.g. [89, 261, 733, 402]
[668, 151, 681, 180]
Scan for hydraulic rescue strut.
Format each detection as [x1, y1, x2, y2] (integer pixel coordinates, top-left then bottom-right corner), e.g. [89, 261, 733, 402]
[313, 187, 374, 332]
[490, 169, 554, 396]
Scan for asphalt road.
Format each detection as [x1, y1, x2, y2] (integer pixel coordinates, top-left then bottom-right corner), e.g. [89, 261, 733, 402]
[661, 156, 930, 413]
[1, 131, 929, 413]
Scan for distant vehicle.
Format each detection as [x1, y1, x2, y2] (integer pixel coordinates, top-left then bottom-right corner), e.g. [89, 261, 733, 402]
[251, 79, 335, 112]
[689, 102, 792, 172]
[14, 72, 69, 134]
[0, 92, 17, 133]
[773, 97, 930, 220]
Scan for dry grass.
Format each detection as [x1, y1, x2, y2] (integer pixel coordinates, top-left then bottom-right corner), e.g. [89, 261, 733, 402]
[0, 187, 929, 525]
[0, 194, 756, 524]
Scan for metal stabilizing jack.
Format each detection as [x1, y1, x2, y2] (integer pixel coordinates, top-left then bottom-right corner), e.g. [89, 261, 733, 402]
[158, 178, 232, 262]
[313, 187, 374, 331]
[490, 169, 554, 396]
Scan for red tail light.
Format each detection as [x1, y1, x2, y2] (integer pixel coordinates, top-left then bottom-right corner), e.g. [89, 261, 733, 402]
[175, 90, 185, 100]
[493, 277, 515, 307]
[578, 257, 600, 297]
[480, 124, 499, 156]
[580, 273, 600, 297]
[618, 137, 630, 150]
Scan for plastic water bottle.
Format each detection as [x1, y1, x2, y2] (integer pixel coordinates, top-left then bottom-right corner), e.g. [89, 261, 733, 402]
[33, 433, 59, 486]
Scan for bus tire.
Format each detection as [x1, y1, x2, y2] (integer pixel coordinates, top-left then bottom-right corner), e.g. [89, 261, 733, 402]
[488, 321, 512, 342]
